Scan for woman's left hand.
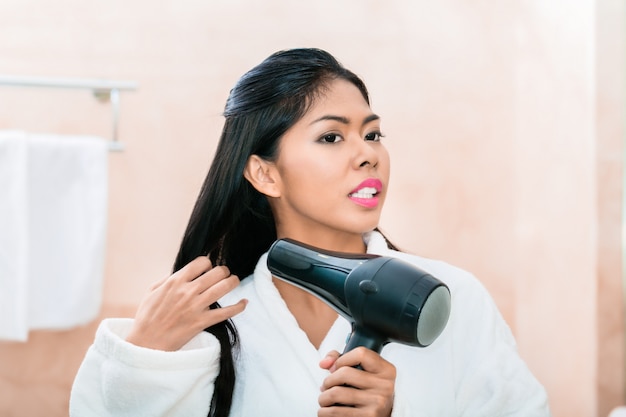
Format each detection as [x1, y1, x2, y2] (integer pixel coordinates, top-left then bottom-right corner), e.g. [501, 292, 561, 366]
[318, 347, 396, 417]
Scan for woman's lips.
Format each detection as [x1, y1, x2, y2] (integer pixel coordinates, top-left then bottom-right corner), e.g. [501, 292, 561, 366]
[348, 178, 382, 208]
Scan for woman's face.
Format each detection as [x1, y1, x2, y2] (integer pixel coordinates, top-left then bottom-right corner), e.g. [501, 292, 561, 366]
[267, 78, 390, 249]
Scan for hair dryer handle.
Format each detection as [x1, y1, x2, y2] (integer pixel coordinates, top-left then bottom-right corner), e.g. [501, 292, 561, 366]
[343, 324, 387, 354]
[267, 238, 378, 317]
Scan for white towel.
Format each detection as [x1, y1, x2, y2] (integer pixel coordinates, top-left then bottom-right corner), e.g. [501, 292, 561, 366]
[0, 131, 29, 340]
[0, 131, 108, 341]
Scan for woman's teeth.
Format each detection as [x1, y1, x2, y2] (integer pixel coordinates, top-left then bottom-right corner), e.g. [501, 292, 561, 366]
[350, 187, 378, 199]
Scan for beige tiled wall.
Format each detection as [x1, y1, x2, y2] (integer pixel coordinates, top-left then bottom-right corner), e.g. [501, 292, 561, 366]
[0, 1, 623, 416]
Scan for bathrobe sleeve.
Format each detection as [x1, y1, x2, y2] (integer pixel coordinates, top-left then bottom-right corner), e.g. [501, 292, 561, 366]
[69, 318, 221, 417]
[451, 277, 551, 416]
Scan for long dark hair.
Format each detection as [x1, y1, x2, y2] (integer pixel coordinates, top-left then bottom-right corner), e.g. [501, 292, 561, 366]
[173, 48, 374, 417]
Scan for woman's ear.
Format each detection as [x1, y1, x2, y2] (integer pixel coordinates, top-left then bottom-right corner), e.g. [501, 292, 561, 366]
[243, 155, 281, 198]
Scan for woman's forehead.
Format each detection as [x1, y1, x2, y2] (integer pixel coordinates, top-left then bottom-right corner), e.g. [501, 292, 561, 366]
[302, 79, 373, 121]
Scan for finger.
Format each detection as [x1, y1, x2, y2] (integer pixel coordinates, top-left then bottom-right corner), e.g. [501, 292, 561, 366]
[198, 274, 241, 306]
[201, 298, 248, 327]
[174, 256, 213, 283]
[318, 406, 362, 417]
[319, 350, 341, 371]
[319, 372, 395, 415]
[333, 347, 388, 373]
[321, 366, 365, 391]
[149, 257, 212, 291]
[332, 347, 366, 369]
[318, 385, 366, 409]
[193, 265, 232, 293]
[318, 408, 361, 417]
[149, 275, 168, 291]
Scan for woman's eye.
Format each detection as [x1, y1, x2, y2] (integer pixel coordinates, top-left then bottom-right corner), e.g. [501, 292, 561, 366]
[319, 133, 342, 143]
[365, 131, 384, 141]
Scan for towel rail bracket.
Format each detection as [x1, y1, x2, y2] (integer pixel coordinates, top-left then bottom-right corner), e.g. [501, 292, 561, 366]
[0, 75, 138, 151]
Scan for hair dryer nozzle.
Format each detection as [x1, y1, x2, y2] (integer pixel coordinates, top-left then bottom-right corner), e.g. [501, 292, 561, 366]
[345, 257, 451, 350]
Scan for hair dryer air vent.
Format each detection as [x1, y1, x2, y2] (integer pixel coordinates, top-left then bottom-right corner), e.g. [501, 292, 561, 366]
[267, 238, 451, 354]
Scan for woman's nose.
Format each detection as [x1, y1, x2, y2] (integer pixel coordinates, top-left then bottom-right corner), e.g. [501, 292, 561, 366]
[353, 139, 379, 169]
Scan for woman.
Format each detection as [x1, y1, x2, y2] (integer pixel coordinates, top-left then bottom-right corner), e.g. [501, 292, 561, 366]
[70, 48, 551, 417]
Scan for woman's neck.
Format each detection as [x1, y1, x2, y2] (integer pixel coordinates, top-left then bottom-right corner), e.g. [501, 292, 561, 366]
[273, 278, 338, 349]
[275, 229, 368, 254]
[271, 228, 371, 347]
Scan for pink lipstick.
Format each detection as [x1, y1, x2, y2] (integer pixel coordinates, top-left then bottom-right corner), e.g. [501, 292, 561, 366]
[348, 178, 382, 208]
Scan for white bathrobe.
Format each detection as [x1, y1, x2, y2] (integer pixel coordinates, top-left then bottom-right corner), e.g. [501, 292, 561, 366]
[70, 232, 551, 416]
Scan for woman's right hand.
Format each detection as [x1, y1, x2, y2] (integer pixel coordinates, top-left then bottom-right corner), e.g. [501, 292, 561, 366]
[125, 257, 247, 351]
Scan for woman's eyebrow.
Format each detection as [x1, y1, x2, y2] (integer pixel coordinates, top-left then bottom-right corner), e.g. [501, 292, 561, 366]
[310, 113, 380, 126]
[363, 114, 380, 124]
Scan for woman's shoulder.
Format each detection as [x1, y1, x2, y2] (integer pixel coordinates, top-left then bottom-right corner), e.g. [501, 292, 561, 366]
[220, 262, 258, 305]
[390, 250, 480, 287]
[366, 232, 489, 300]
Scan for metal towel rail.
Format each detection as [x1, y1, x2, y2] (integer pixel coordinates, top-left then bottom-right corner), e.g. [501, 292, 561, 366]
[0, 75, 138, 151]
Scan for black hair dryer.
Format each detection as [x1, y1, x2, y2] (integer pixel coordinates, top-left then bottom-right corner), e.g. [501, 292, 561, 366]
[267, 238, 452, 354]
